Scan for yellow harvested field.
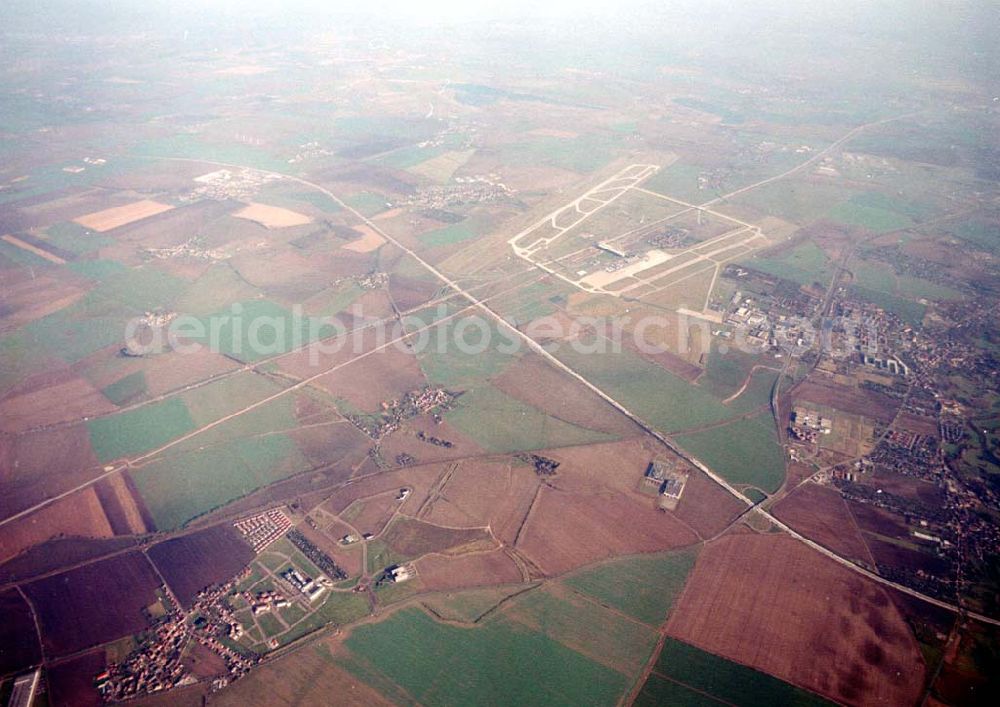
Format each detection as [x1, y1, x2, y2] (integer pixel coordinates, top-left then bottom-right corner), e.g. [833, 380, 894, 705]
[342, 224, 385, 253]
[1, 234, 66, 264]
[73, 200, 175, 232]
[233, 202, 313, 228]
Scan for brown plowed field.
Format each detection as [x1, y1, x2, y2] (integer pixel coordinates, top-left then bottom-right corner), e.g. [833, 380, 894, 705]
[772, 483, 874, 565]
[517, 487, 699, 576]
[341, 492, 404, 537]
[0, 424, 100, 519]
[0, 375, 117, 432]
[670, 469, 747, 538]
[666, 533, 926, 706]
[794, 378, 900, 422]
[492, 353, 640, 437]
[314, 345, 427, 413]
[295, 521, 364, 578]
[525, 438, 741, 538]
[47, 649, 106, 707]
[388, 274, 439, 311]
[867, 468, 947, 506]
[147, 525, 254, 608]
[0, 272, 86, 330]
[416, 549, 523, 592]
[866, 536, 952, 578]
[94, 472, 149, 535]
[378, 417, 487, 466]
[322, 464, 443, 518]
[209, 642, 395, 707]
[0, 486, 114, 564]
[276, 324, 390, 383]
[418, 462, 541, 547]
[381, 517, 492, 558]
[418, 460, 514, 526]
[0, 588, 42, 675]
[623, 334, 702, 382]
[136, 348, 239, 397]
[24, 552, 160, 656]
[228, 249, 328, 297]
[532, 438, 656, 494]
[288, 422, 371, 470]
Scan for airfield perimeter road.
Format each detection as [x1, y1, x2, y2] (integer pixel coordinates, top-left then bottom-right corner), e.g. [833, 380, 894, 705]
[7, 120, 997, 629]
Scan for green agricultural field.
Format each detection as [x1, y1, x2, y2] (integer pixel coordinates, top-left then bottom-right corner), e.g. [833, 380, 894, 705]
[489, 279, 567, 325]
[444, 384, 617, 453]
[674, 413, 786, 493]
[380, 518, 489, 559]
[44, 222, 113, 256]
[375, 143, 447, 170]
[641, 638, 834, 707]
[950, 218, 999, 253]
[0, 241, 54, 270]
[725, 368, 781, 414]
[851, 261, 962, 304]
[131, 432, 308, 529]
[895, 275, 963, 302]
[643, 162, 709, 203]
[172, 263, 261, 317]
[414, 314, 519, 387]
[699, 349, 763, 399]
[88, 397, 196, 462]
[342, 607, 629, 707]
[849, 285, 926, 326]
[101, 371, 148, 406]
[279, 592, 370, 646]
[407, 149, 475, 183]
[365, 539, 405, 576]
[24, 292, 138, 364]
[66, 259, 127, 280]
[563, 549, 698, 626]
[741, 241, 835, 288]
[633, 673, 720, 706]
[301, 281, 364, 317]
[417, 222, 481, 248]
[190, 299, 335, 362]
[133, 134, 288, 172]
[509, 134, 619, 174]
[180, 371, 286, 426]
[334, 115, 439, 144]
[93, 266, 187, 312]
[420, 585, 533, 623]
[257, 612, 284, 639]
[499, 586, 659, 675]
[731, 180, 857, 224]
[555, 346, 734, 434]
[344, 192, 388, 217]
[0, 332, 51, 392]
[849, 191, 931, 221]
[827, 200, 913, 234]
[172, 391, 301, 452]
